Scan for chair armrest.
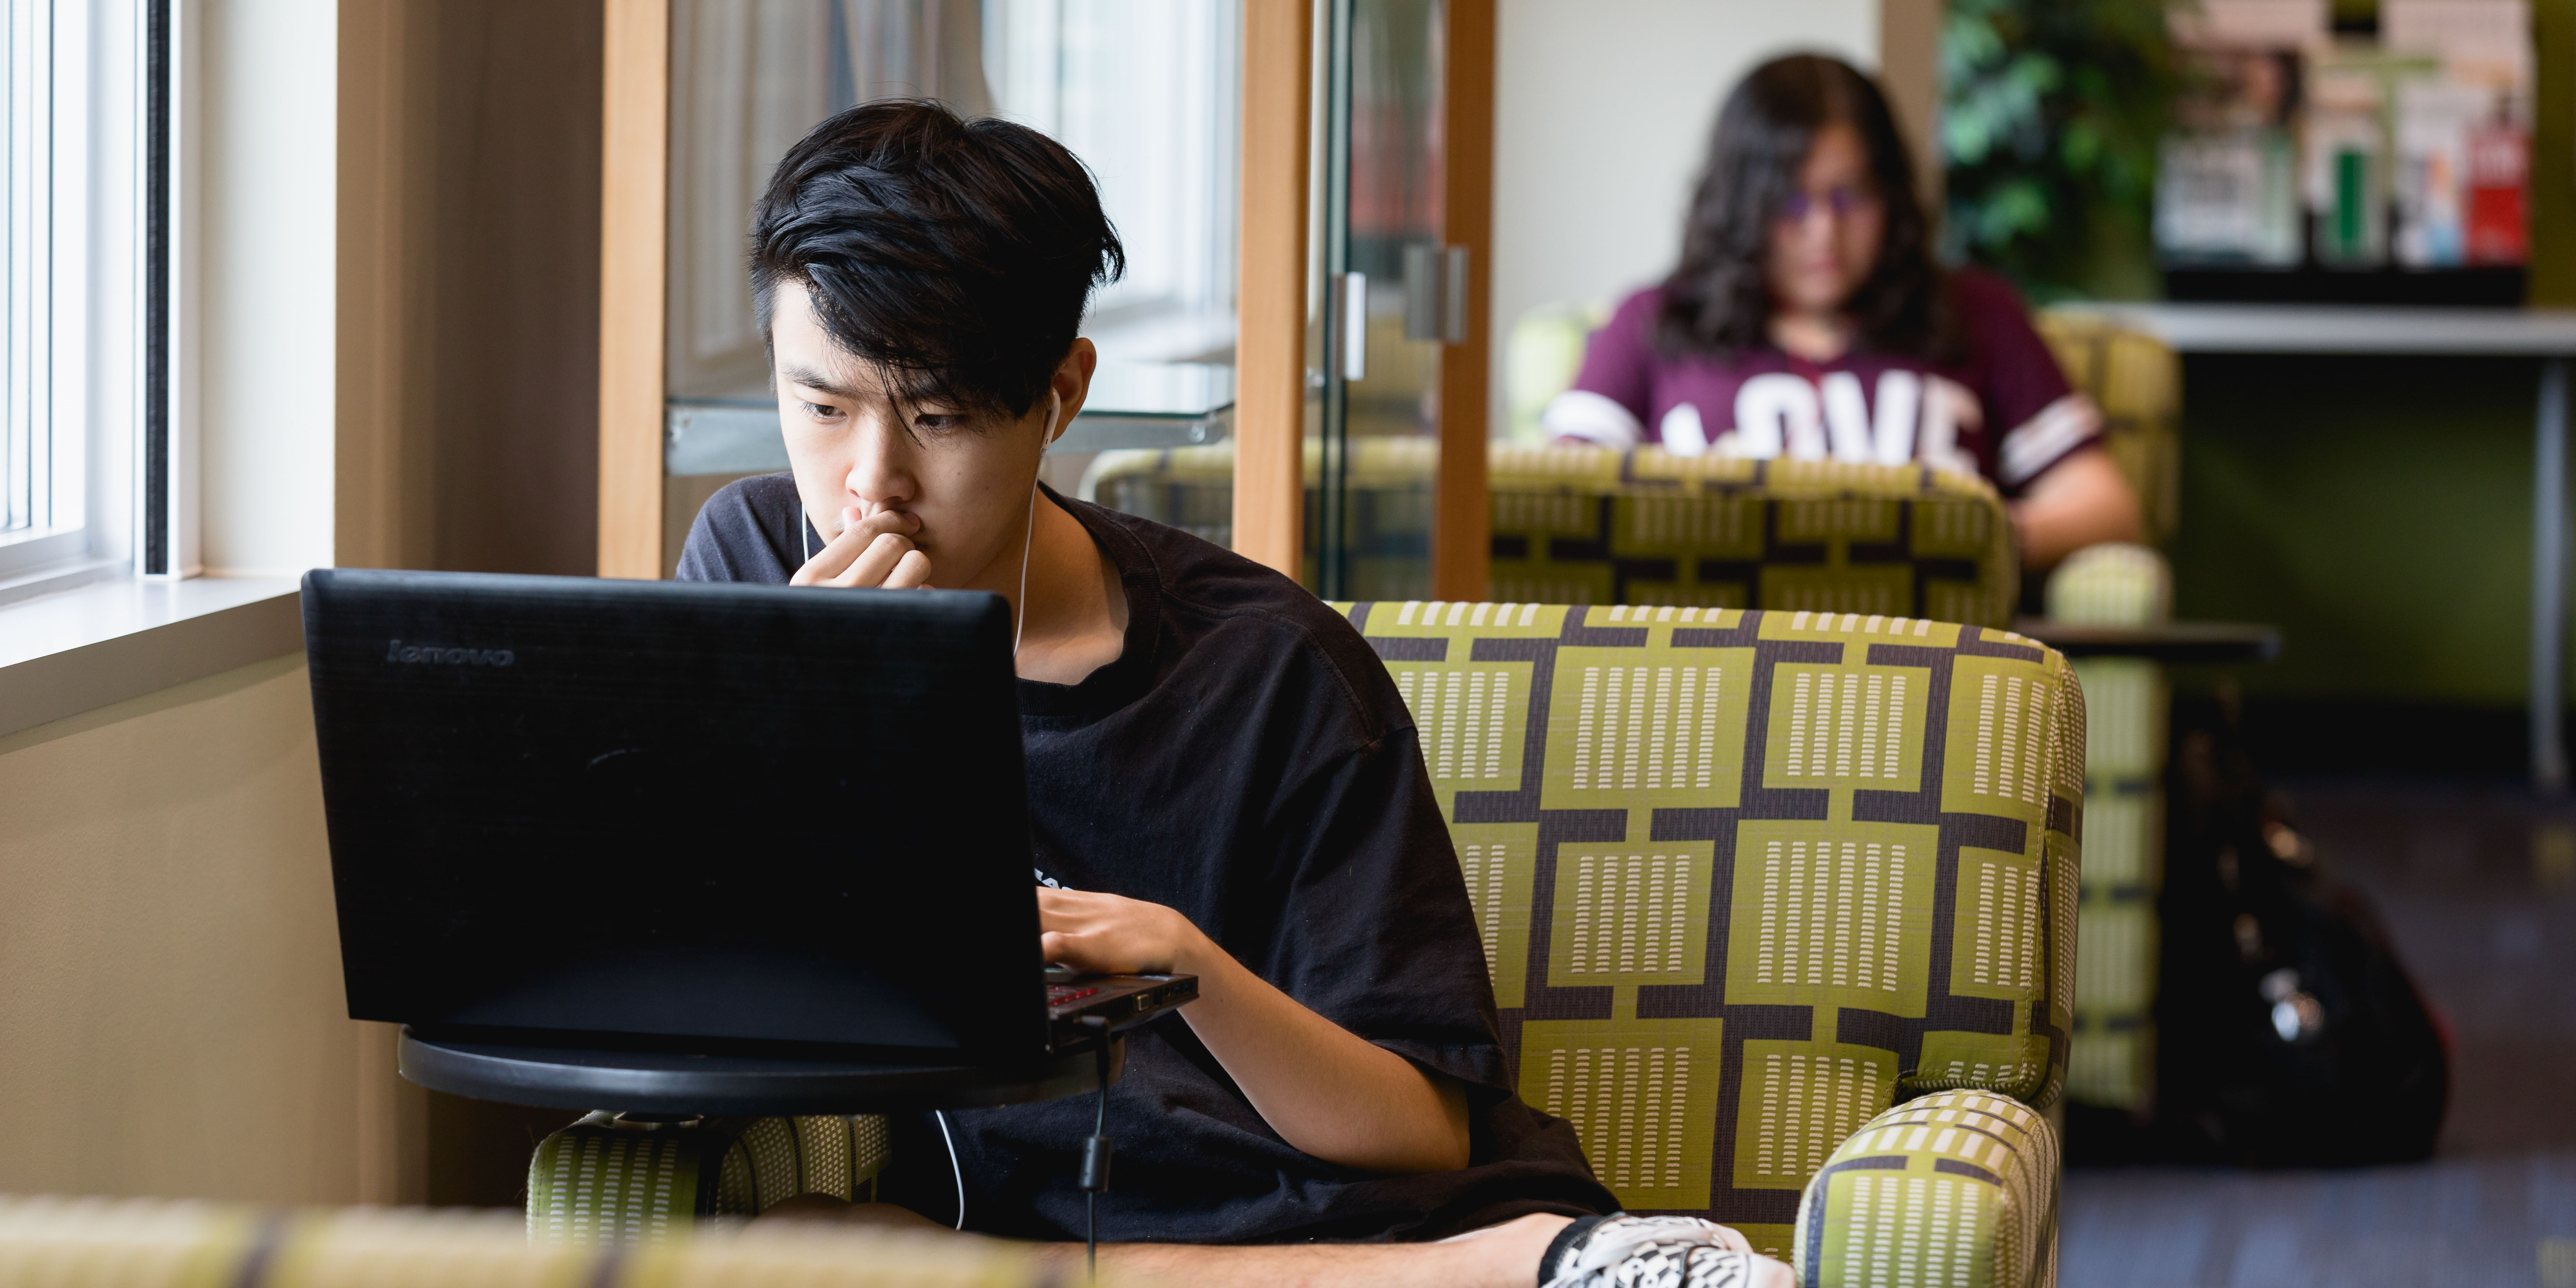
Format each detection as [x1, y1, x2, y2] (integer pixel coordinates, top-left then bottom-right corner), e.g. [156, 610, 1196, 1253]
[1792, 1090, 2059, 1288]
[2044, 542, 2170, 626]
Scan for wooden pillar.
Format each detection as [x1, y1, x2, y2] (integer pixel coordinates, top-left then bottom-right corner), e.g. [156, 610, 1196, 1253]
[1877, 0, 1942, 209]
[1234, 0, 1313, 578]
[1433, 0, 1496, 601]
[597, 0, 669, 579]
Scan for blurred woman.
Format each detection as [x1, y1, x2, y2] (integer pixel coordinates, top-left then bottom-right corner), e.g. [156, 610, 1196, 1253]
[1543, 54, 2139, 567]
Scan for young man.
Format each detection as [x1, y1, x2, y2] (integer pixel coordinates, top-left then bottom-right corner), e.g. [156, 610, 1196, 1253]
[678, 100, 1791, 1288]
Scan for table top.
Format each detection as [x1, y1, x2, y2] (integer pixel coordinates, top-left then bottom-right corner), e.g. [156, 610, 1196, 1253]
[2014, 618, 2283, 664]
[2053, 302, 2576, 355]
[399, 1028, 1120, 1117]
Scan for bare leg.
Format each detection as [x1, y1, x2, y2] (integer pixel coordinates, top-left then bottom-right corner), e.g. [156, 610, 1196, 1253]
[762, 1204, 1792, 1288]
[760, 1203, 1567, 1286]
[755, 1196, 956, 1231]
[1046, 1212, 1576, 1288]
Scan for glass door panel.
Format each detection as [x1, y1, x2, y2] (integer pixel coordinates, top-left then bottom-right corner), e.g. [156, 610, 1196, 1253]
[660, 0, 1242, 572]
[1005, 0, 1242, 533]
[1310, 0, 1444, 600]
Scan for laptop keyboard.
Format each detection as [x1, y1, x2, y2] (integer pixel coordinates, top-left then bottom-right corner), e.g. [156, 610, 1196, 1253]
[1047, 984, 1102, 1005]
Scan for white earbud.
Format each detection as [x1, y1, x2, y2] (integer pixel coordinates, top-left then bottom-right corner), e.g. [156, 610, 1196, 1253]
[1013, 391, 1062, 659]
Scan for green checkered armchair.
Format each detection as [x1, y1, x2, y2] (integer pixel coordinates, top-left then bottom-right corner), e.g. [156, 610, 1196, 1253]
[1340, 600, 2073, 1286]
[1080, 442, 2019, 625]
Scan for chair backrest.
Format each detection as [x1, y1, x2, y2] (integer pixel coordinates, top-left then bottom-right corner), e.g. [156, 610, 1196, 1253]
[1334, 601, 2082, 1260]
[1488, 449, 2018, 626]
[1080, 438, 1439, 601]
[1084, 444, 2019, 624]
[2033, 309, 2181, 545]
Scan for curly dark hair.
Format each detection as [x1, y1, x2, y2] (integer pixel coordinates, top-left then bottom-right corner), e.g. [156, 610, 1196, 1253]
[1657, 55, 1945, 359]
[750, 99, 1125, 420]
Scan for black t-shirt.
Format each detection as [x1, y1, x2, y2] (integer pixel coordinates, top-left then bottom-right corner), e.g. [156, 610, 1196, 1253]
[677, 474, 1614, 1243]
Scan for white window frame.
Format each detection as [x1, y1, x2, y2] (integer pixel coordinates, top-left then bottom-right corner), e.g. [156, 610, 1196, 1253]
[0, 0, 151, 603]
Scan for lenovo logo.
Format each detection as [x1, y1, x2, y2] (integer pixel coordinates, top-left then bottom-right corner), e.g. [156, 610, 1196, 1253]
[386, 639, 515, 667]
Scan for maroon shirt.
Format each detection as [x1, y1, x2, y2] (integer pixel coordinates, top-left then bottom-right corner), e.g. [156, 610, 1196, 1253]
[1546, 270, 2100, 495]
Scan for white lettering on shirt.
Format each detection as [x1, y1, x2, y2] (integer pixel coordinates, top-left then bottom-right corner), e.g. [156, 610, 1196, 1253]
[1659, 402, 1709, 456]
[1819, 371, 1874, 462]
[1734, 372, 1822, 460]
[1920, 374, 1985, 476]
[1871, 371, 1923, 466]
[1715, 368, 1985, 475]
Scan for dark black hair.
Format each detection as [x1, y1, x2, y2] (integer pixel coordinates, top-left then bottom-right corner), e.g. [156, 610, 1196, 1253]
[750, 99, 1124, 420]
[1657, 54, 1943, 358]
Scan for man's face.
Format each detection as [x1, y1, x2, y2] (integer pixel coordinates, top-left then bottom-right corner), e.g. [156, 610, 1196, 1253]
[769, 280, 1089, 588]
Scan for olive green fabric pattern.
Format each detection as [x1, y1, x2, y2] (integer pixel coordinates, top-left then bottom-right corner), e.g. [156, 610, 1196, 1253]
[2034, 309, 2180, 546]
[1079, 442, 2019, 623]
[1791, 1089, 2060, 1288]
[0, 1194, 1109, 1288]
[527, 1113, 893, 1243]
[2064, 657, 2164, 1111]
[1486, 451, 2017, 626]
[1081, 438, 1438, 600]
[2044, 544, 2174, 1111]
[1341, 601, 2082, 1259]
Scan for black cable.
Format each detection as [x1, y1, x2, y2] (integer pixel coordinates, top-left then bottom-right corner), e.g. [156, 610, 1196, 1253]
[1078, 1017, 1114, 1282]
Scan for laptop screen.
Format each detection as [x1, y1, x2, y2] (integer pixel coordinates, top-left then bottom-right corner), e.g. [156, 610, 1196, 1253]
[303, 569, 1049, 1064]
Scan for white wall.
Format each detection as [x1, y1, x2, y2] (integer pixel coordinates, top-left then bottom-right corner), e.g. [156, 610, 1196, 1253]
[199, 0, 340, 577]
[1489, 0, 1880, 434]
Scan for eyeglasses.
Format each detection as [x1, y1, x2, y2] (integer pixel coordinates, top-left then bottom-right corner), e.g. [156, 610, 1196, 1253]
[1777, 186, 1880, 222]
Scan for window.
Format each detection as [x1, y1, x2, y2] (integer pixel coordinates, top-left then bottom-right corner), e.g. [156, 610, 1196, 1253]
[0, 0, 140, 593]
[983, 0, 1239, 364]
[662, 0, 1240, 398]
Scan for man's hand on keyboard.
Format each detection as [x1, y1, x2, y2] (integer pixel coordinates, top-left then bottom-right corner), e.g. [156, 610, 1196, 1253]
[1038, 887, 1204, 977]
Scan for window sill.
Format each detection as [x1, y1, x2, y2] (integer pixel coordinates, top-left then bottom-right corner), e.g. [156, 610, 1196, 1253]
[0, 574, 303, 740]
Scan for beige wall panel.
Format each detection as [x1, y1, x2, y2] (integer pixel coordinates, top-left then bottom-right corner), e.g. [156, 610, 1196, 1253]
[337, 0, 606, 580]
[0, 656, 373, 1204]
[1877, 0, 1942, 207]
[421, 1, 607, 577]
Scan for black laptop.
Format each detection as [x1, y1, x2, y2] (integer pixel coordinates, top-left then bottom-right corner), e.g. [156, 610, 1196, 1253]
[301, 568, 1193, 1079]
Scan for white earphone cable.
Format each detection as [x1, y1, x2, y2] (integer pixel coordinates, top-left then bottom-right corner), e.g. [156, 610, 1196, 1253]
[798, 390, 1058, 666]
[1013, 391, 1060, 660]
[934, 1109, 966, 1230]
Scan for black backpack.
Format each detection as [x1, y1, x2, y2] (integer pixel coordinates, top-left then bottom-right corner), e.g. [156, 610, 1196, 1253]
[2139, 692, 2450, 1165]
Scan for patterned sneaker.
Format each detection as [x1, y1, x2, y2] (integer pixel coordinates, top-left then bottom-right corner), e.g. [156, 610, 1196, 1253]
[1537, 1214, 1792, 1288]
